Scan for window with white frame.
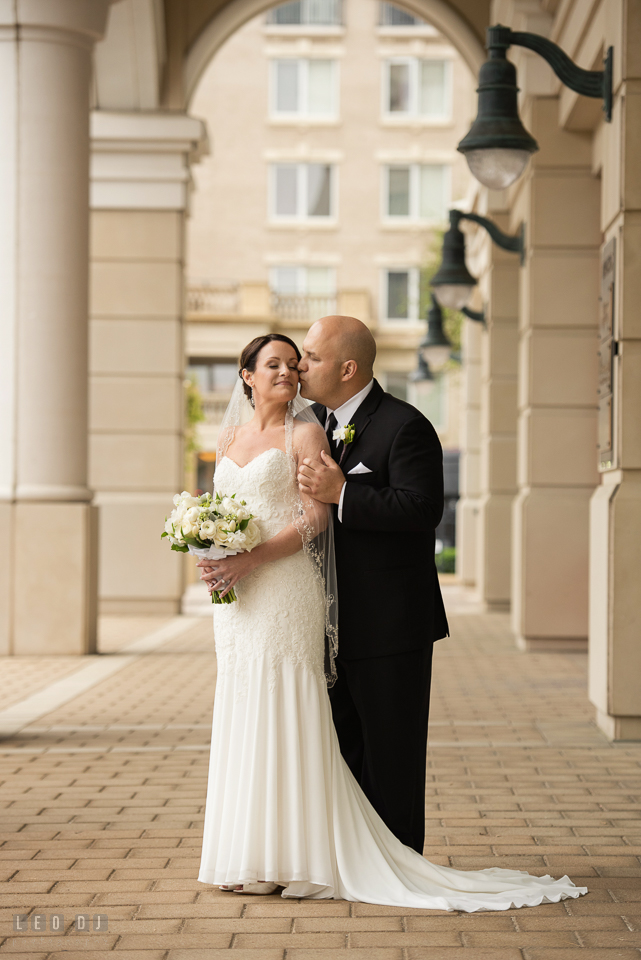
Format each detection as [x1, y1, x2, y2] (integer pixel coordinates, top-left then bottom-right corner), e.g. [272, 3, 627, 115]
[187, 358, 238, 395]
[384, 58, 451, 119]
[385, 368, 447, 429]
[383, 267, 419, 322]
[270, 163, 335, 220]
[384, 370, 410, 401]
[379, 2, 425, 26]
[270, 265, 336, 295]
[409, 374, 446, 428]
[272, 59, 338, 118]
[384, 164, 449, 222]
[266, 0, 342, 25]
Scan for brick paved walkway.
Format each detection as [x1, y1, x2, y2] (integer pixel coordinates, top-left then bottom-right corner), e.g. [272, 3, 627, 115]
[1, 592, 641, 958]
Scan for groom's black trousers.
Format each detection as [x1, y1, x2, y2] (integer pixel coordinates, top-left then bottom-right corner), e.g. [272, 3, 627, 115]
[329, 644, 433, 854]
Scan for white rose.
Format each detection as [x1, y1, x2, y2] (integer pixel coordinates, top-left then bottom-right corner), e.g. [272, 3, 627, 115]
[164, 518, 175, 535]
[175, 498, 197, 519]
[241, 519, 261, 551]
[221, 497, 236, 515]
[185, 506, 200, 522]
[199, 519, 216, 539]
[213, 518, 232, 546]
[235, 506, 250, 521]
[181, 519, 199, 539]
[173, 494, 182, 506]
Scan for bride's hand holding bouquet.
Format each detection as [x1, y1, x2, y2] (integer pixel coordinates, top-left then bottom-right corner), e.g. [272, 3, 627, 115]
[162, 490, 261, 603]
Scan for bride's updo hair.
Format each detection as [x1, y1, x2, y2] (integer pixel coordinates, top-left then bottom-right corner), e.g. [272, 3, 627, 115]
[239, 334, 302, 402]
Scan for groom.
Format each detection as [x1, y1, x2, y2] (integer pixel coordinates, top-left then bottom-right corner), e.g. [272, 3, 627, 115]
[297, 315, 449, 854]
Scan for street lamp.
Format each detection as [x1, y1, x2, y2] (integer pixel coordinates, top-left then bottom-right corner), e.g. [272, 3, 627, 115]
[458, 24, 613, 190]
[429, 215, 477, 311]
[409, 351, 435, 383]
[431, 209, 524, 311]
[419, 294, 452, 372]
[462, 306, 486, 324]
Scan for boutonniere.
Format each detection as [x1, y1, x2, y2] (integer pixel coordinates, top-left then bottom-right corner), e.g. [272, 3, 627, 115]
[333, 423, 356, 446]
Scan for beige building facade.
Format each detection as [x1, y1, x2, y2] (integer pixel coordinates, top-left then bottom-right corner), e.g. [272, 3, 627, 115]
[0, 0, 640, 745]
[185, 0, 473, 474]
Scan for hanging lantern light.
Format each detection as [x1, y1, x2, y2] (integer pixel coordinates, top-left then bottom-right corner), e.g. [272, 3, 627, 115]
[458, 24, 612, 190]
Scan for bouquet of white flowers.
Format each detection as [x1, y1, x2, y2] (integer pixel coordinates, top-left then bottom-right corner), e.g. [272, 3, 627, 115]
[162, 490, 261, 603]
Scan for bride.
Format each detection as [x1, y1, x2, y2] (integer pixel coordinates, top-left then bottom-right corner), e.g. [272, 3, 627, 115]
[196, 332, 587, 910]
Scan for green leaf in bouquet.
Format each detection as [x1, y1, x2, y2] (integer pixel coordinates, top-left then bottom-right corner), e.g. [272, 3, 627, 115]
[161, 531, 168, 539]
[182, 535, 204, 548]
[239, 518, 249, 531]
[170, 543, 189, 553]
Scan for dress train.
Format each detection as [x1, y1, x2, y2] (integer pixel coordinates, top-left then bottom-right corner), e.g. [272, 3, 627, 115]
[198, 449, 587, 911]
[198, 657, 586, 911]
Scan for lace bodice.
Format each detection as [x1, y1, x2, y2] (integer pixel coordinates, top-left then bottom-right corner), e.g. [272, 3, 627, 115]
[215, 448, 298, 541]
[212, 448, 326, 693]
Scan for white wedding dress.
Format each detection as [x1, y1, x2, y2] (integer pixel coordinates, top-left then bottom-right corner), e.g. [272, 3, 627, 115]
[198, 448, 587, 910]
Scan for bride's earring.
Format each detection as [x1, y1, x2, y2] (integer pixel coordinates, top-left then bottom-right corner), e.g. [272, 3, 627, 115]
[250, 386, 255, 409]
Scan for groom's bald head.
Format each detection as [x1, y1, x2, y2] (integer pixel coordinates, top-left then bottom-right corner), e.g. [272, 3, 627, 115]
[314, 315, 376, 377]
[298, 315, 377, 408]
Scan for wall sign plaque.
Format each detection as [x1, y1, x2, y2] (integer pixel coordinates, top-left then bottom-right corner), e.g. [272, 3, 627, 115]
[598, 237, 616, 470]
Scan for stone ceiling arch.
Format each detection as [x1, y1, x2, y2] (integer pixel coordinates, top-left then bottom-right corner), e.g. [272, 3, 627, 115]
[183, 0, 487, 108]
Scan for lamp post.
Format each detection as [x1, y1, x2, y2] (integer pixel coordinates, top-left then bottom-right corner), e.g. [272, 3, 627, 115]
[462, 306, 486, 324]
[430, 209, 524, 311]
[418, 294, 453, 372]
[458, 24, 613, 189]
[409, 351, 435, 383]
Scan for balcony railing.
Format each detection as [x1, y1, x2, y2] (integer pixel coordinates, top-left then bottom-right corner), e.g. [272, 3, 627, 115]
[270, 292, 337, 321]
[187, 279, 338, 323]
[201, 397, 234, 421]
[187, 280, 239, 316]
[186, 280, 372, 335]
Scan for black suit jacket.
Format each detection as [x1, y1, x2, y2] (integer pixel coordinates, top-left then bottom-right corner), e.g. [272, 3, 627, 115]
[313, 380, 449, 660]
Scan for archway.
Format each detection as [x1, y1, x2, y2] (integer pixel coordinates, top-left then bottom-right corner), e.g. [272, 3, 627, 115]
[182, 0, 481, 602]
[183, 0, 486, 106]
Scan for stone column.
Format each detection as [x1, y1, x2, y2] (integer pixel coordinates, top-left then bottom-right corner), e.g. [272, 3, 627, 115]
[476, 211, 519, 613]
[511, 97, 600, 651]
[589, 5, 641, 740]
[455, 319, 482, 588]
[0, 0, 110, 655]
[90, 111, 206, 615]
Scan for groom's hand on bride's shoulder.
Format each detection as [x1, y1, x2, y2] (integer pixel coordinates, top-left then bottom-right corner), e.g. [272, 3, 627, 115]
[298, 450, 344, 504]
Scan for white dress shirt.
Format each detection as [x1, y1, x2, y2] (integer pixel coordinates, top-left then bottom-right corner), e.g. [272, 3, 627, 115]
[325, 379, 374, 522]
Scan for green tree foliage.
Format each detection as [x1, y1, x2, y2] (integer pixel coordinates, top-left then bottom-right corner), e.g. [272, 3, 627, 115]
[185, 375, 205, 470]
[435, 546, 456, 573]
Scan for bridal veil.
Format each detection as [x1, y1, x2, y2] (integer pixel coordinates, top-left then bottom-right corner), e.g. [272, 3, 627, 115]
[215, 379, 339, 686]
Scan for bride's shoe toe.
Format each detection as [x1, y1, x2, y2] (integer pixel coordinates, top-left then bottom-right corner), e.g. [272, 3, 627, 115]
[234, 881, 280, 895]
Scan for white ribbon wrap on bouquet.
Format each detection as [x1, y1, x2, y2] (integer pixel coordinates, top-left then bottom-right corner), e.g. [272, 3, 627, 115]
[187, 544, 239, 561]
